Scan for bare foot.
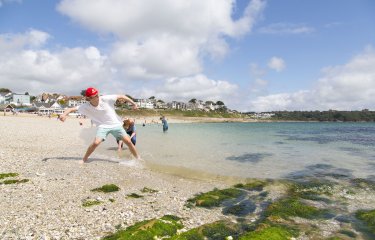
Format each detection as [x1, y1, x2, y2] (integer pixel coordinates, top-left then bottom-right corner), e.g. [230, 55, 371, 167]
[79, 160, 86, 164]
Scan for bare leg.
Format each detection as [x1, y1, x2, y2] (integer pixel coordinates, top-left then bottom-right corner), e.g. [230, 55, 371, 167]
[81, 137, 102, 163]
[121, 135, 140, 159]
[117, 140, 123, 154]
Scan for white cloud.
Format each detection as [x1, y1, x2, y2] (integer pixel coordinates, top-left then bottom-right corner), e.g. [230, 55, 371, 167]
[57, 0, 266, 79]
[268, 57, 285, 72]
[0, 30, 116, 95]
[249, 63, 266, 78]
[248, 46, 375, 111]
[138, 74, 238, 103]
[0, 29, 50, 52]
[259, 22, 314, 34]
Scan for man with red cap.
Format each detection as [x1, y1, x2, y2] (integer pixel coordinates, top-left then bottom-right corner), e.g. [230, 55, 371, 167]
[59, 87, 140, 163]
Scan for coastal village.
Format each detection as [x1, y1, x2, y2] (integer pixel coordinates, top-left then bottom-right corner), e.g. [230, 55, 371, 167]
[0, 90, 231, 115]
[0, 89, 276, 119]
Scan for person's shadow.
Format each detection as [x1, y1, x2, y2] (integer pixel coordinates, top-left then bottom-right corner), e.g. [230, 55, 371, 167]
[42, 156, 120, 163]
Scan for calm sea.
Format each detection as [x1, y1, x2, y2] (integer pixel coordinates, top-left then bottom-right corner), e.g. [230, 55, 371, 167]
[82, 122, 375, 180]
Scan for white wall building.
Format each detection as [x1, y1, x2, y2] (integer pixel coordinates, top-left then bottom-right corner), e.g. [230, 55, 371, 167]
[10, 93, 31, 106]
[0, 93, 6, 104]
[135, 99, 154, 109]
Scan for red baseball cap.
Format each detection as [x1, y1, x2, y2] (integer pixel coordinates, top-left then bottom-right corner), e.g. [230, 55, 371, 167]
[85, 87, 98, 97]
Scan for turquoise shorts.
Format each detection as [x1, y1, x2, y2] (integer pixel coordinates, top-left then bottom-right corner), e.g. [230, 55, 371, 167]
[96, 126, 127, 141]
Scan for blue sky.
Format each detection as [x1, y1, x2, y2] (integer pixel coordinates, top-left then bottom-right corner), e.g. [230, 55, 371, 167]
[0, 0, 374, 111]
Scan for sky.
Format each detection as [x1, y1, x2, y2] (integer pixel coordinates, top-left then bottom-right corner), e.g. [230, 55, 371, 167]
[0, 0, 374, 112]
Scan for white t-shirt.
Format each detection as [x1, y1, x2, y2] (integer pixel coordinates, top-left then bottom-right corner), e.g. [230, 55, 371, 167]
[77, 95, 122, 128]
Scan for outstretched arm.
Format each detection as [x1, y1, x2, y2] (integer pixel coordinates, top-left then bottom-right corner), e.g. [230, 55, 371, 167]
[117, 95, 138, 110]
[59, 107, 78, 122]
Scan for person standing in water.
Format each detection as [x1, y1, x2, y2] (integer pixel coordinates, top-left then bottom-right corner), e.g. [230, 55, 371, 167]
[59, 87, 141, 163]
[160, 116, 168, 133]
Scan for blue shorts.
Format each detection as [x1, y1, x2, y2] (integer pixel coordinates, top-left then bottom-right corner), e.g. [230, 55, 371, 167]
[96, 126, 126, 141]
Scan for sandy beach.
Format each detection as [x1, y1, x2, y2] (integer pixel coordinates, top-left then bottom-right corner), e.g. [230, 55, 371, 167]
[0, 114, 230, 239]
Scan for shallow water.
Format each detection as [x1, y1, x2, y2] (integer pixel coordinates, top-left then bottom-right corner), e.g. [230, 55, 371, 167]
[80, 122, 375, 180]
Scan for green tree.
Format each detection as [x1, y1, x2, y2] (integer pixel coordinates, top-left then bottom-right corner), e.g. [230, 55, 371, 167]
[58, 99, 66, 105]
[0, 88, 11, 93]
[189, 98, 197, 104]
[80, 90, 86, 96]
[216, 101, 225, 106]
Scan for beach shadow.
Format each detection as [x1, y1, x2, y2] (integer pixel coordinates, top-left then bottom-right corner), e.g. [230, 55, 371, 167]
[226, 153, 272, 163]
[42, 156, 120, 164]
[285, 163, 353, 180]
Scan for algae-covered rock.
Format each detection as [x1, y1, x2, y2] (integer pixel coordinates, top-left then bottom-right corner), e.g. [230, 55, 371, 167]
[239, 224, 298, 240]
[0, 172, 28, 185]
[265, 197, 328, 220]
[127, 193, 143, 198]
[170, 220, 240, 240]
[222, 200, 256, 216]
[351, 178, 375, 190]
[92, 184, 120, 193]
[103, 215, 182, 240]
[82, 199, 102, 207]
[289, 180, 334, 196]
[355, 209, 375, 234]
[234, 180, 268, 191]
[186, 188, 242, 208]
[0, 172, 18, 179]
[0, 179, 29, 185]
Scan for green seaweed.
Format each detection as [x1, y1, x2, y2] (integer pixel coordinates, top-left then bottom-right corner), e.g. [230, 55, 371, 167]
[127, 193, 144, 198]
[239, 224, 298, 240]
[103, 215, 183, 240]
[338, 229, 356, 238]
[289, 180, 334, 197]
[356, 209, 375, 234]
[141, 187, 158, 193]
[0, 179, 29, 185]
[0, 172, 18, 179]
[82, 200, 102, 207]
[186, 188, 242, 208]
[92, 184, 120, 193]
[234, 180, 268, 191]
[170, 220, 240, 240]
[265, 197, 328, 220]
[351, 178, 375, 190]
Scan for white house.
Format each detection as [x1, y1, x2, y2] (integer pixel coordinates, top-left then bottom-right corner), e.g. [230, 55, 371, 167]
[135, 99, 154, 109]
[0, 93, 6, 104]
[10, 93, 31, 106]
[34, 102, 65, 115]
[168, 101, 187, 110]
[68, 98, 87, 107]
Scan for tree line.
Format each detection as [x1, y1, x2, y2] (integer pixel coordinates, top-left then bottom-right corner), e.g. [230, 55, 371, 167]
[270, 110, 375, 122]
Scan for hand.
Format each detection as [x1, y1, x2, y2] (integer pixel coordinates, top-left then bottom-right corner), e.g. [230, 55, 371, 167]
[59, 115, 67, 122]
[132, 104, 138, 110]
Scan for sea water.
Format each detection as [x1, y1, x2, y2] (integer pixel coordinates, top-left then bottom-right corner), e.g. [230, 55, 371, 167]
[82, 122, 375, 180]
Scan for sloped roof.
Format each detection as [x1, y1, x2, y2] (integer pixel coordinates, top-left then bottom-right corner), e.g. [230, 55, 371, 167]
[0, 104, 14, 110]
